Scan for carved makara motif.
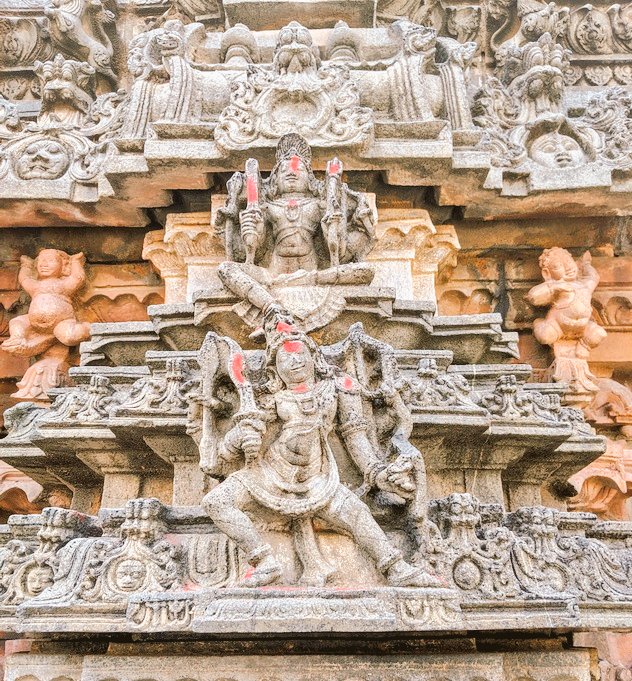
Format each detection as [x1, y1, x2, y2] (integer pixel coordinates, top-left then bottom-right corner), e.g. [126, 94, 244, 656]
[115, 358, 200, 416]
[0, 508, 100, 605]
[32, 499, 181, 605]
[215, 21, 373, 150]
[214, 134, 376, 332]
[43, 374, 122, 422]
[1, 249, 92, 402]
[507, 506, 632, 601]
[478, 375, 562, 423]
[407, 358, 477, 410]
[429, 494, 521, 599]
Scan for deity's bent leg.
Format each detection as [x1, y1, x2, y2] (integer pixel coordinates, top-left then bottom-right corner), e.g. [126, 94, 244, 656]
[316, 485, 440, 587]
[202, 476, 282, 586]
[54, 318, 91, 347]
[218, 262, 277, 311]
[316, 485, 400, 572]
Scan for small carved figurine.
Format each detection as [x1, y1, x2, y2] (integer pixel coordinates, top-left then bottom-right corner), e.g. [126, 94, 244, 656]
[200, 312, 438, 588]
[215, 134, 376, 332]
[2, 249, 91, 401]
[526, 247, 606, 397]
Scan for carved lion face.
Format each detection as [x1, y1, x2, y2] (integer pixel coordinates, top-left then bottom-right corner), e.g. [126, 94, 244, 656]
[529, 131, 586, 169]
[114, 559, 147, 592]
[14, 139, 70, 180]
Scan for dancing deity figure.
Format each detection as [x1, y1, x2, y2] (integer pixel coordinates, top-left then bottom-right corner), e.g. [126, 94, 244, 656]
[215, 134, 376, 333]
[2, 250, 91, 401]
[526, 247, 606, 397]
[200, 312, 438, 588]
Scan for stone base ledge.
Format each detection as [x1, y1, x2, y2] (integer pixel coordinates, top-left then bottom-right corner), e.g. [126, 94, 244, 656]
[4, 649, 595, 681]
[11, 587, 632, 636]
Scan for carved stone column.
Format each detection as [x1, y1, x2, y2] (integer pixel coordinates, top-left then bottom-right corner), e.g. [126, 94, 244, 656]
[367, 209, 460, 305]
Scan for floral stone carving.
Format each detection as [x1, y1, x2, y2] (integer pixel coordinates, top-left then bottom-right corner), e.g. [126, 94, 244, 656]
[526, 248, 606, 403]
[1, 249, 92, 401]
[215, 133, 376, 333]
[215, 21, 373, 150]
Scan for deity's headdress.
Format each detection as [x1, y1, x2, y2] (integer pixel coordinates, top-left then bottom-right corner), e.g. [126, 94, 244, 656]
[275, 133, 312, 166]
[262, 308, 332, 380]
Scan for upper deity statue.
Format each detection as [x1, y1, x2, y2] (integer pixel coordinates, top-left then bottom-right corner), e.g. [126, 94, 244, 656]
[215, 133, 377, 333]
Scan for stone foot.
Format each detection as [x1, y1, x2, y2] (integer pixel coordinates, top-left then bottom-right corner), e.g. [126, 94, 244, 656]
[298, 564, 336, 588]
[386, 559, 443, 588]
[241, 555, 282, 588]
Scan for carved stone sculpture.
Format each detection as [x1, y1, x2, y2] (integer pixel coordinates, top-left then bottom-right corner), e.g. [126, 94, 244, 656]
[1, 249, 91, 401]
[0, 53, 124, 188]
[215, 21, 373, 150]
[44, 0, 117, 83]
[472, 32, 625, 194]
[197, 312, 438, 588]
[215, 133, 376, 332]
[526, 247, 606, 401]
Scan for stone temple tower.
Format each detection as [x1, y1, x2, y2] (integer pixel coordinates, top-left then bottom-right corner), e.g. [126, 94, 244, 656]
[0, 0, 632, 678]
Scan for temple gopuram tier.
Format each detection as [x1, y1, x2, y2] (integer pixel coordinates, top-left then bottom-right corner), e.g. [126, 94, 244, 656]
[0, 0, 632, 679]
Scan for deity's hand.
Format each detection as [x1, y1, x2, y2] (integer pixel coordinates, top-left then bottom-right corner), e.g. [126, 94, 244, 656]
[19, 255, 34, 269]
[235, 417, 266, 460]
[375, 455, 417, 499]
[70, 252, 86, 265]
[240, 209, 264, 241]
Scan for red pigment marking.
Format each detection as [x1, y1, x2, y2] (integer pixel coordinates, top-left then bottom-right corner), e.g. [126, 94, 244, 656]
[246, 176, 258, 203]
[283, 340, 303, 353]
[328, 160, 341, 175]
[244, 567, 254, 579]
[289, 154, 300, 172]
[276, 321, 296, 333]
[292, 383, 308, 393]
[231, 353, 245, 384]
[342, 375, 354, 390]
[287, 198, 298, 208]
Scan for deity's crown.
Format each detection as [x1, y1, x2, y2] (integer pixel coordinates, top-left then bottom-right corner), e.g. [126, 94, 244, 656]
[263, 309, 308, 359]
[275, 133, 312, 166]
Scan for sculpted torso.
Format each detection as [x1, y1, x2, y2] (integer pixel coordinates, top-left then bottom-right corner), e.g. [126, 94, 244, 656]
[550, 282, 594, 330]
[266, 197, 324, 273]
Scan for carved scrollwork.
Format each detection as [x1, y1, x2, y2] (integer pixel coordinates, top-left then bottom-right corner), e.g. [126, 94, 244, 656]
[215, 21, 373, 150]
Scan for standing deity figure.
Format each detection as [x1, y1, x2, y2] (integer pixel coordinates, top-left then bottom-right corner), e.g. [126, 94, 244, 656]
[526, 247, 606, 399]
[215, 134, 376, 333]
[199, 312, 438, 589]
[1, 249, 91, 401]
